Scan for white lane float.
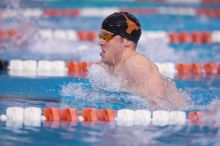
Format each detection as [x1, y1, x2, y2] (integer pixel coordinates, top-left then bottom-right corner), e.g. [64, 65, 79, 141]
[169, 111, 186, 125]
[3, 107, 45, 128]
[8, 60, 24, 71]
[156, 62, 176, 79]
[6, 107, 24, 122]
[116, 109, 134, 126]
[38, 29, 53, 38]
[152, 110, 170, 126]
[24, 107, 42, 127]
[66, 30, 78, 40]
[22, 60, 37, 71]
[38, 60, 52, 72]
[53, 29, 68, 40]
[212, 31, 220, 43]
[134, 110, 151, 126]
[8, 60, 37, 77]
[38, 60, 66, 76]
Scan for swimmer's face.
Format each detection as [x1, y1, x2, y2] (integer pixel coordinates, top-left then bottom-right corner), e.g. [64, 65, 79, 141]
[98, 29, 125, 65]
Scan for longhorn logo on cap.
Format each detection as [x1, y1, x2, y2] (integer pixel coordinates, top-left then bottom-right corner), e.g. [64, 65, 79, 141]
[121, 13, 140, 34]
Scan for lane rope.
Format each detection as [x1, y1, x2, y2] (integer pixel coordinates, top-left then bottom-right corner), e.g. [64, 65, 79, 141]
[0, 106, 216, 128]
[1, 29, 220, 44]
[1, 59, 219, 78]
[1, 7, 220, 18]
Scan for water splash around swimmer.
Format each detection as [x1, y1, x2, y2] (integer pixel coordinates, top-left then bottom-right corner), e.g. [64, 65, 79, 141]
[60, 64, 192, 111]
[60, 82, 148, 110]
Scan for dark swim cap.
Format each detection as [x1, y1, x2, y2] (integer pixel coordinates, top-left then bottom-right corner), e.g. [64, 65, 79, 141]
[101, 12, 141, 44]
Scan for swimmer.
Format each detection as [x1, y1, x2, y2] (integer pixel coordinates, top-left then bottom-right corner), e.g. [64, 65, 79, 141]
[97, 12, 187, 108]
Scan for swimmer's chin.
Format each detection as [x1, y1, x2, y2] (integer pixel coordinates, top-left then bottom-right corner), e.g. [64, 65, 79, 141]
[100, 51, 104, 58]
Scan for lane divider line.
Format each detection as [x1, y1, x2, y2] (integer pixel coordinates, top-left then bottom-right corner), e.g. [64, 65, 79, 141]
[0, 106, 217, 128]
[1, 59, 220, 78]
[1, 29, 220, 44]
[1, 7, 220, 18]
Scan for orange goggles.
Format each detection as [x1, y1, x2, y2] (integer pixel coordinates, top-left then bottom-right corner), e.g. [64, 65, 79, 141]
[98, 33, 116, 41]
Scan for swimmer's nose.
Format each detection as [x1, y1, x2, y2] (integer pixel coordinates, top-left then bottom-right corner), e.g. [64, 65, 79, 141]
[98, 39, 104, 47]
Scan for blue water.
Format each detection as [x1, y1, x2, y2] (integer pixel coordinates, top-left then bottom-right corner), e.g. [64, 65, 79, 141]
[0, 74, 219, 146]
[0, 73, 219, 146]
[2, 15, 220, 31]
[0, 0, 220, 146]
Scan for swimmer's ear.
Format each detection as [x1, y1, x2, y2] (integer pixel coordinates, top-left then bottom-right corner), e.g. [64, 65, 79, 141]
[123, 39, 133, 48]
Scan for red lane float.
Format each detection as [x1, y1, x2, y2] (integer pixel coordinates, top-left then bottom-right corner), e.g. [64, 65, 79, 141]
[197, 9, 220, 18]
[67, 61, 81, 72]
[44, 107, 78, 122]
[79, 62, 91, 71]
[67, 61, 91, 72]
[43, 9, 80, 17]
[179, 32, 191, 43]
[98, 109, 116, 122]
[81, 108, 116, 122]
[188, 111, 219, 127]
[44, 107, 60, 121]
[0, 29, 17, 39]
[168, 33, 179, 44]
[204, 63, 215, 74]
[77, 31, 97, 41]
[217, 64, 220, 74]
[168, 32, 212, 44]
[81, 108, 99, 122]
[60, 108, 78, 122]
[43, 107, 116, 122]
[201, 32, 212, 44]
[202, 0, 220, 4]
[192, 63, 202, 74]
[188, 111, 202, 125]
[192, 32, 203, 44]
[176, 63, 219, 75]
[176, 64, 192, 74]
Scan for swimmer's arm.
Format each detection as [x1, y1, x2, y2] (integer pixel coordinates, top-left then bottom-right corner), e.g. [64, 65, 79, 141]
[124, 58, 164, 105]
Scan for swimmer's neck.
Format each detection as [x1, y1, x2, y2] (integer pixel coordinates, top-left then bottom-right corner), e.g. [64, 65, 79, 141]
[108, 48, 135, 72]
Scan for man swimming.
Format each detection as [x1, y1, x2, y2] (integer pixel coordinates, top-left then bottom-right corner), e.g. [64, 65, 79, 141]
[96, 12, 187, 108]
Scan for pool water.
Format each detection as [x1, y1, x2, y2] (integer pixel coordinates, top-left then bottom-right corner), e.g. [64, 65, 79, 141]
[0, 0, 220, 146]
[0, 75, 219, 146]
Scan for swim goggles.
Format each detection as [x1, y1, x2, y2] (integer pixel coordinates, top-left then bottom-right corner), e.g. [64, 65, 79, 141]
[98, 33, 116, 41]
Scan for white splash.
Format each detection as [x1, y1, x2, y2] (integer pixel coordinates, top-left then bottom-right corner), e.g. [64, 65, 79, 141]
[61, 82, 89, 99]
[29, 39, 101, 62]
[138, 37, 220, 63]
[60, 81, 148, 110]
[87, 64, 126, 92]
[204, 100, 220, 127]
[138, 36, 179, 62]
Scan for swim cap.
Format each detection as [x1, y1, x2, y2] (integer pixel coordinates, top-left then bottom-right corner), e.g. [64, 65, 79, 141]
[101, 12, 141, 44]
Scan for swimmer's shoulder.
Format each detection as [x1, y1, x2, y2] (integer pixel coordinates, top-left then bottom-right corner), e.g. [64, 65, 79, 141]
[124, 52, 160, 75]
[125, 52, 152, 67]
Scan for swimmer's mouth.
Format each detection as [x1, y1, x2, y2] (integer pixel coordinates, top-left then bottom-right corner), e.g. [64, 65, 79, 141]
[100, 49, 105, 57]
[101, 48, 105, 53]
